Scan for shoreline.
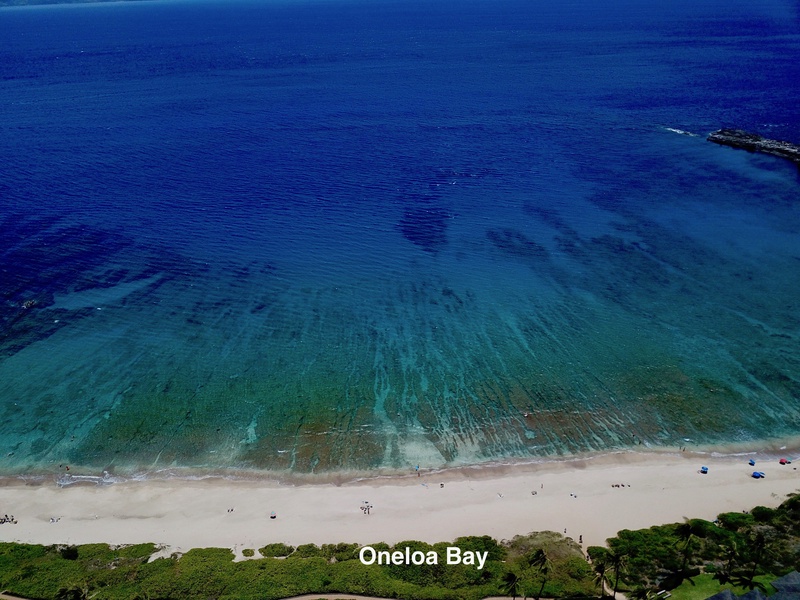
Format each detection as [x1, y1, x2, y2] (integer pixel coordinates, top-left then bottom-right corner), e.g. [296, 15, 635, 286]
[1, 444, 799, 555]
[3, 435, 799, 488]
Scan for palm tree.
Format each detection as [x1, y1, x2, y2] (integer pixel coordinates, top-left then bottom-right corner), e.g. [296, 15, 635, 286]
[740, 526, 774, 589]
[502, 570, 523, 600]
[608, 550, 628, 599]
[674, 519, 706, 573]
[593, 555, 609, 598]
[712, 538, 739, 586]
[527, 548, 553, 600]
[592, 555, 610, 598]
[712, 566, 733, 587]
[722, 538, 739, 573]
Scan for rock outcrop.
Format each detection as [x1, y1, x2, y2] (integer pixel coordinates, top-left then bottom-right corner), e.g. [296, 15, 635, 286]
[708, 128, 800, 166]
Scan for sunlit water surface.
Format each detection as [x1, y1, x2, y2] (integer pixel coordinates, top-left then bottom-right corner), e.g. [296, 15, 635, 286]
[1, 0, 799, 476]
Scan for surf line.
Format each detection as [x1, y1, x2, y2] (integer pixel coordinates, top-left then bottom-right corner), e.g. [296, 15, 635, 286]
[358, 545, 488, 570]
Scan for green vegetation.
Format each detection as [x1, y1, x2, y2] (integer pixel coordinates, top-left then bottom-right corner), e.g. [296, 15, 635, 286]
[2, 495, 799, 599]
[258, 542, 294, 558]
[0, 534, 594, 600]
[667, 573, 776, 600]
[588, 493, 800, 597]
[502, 532, 592, 599]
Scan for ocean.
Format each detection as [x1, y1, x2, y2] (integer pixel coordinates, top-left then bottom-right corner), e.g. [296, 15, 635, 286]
[1, 0, 799, 478]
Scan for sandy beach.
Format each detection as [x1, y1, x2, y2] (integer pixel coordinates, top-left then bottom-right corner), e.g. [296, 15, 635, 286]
[1, 449, 799, 557]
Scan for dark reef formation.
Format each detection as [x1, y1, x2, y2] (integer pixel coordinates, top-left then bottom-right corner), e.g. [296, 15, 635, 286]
[708, 128, 800, 167]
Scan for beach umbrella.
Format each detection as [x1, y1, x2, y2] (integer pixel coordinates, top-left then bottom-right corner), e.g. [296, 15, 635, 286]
[779, 458, 788, 465]
[749, 459, 756, 466]
[751, 472, 762, 479]
[700, 466, 708, 474]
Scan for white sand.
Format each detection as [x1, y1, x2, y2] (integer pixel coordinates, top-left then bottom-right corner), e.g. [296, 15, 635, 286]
[1, 450, 798, 555]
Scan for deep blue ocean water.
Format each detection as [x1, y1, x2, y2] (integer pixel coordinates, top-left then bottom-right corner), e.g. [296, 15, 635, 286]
[1, 0, 799, 476]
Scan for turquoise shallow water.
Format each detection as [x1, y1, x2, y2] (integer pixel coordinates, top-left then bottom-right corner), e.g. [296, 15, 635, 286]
[1, 0, 799, 476]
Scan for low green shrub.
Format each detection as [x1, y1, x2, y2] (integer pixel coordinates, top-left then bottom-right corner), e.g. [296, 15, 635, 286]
[292, 543, 321, 558]
[258, 542, 295, 557]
